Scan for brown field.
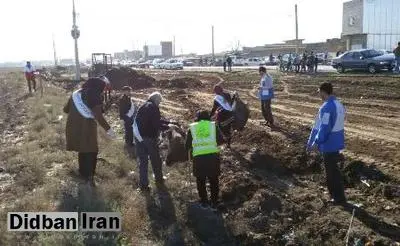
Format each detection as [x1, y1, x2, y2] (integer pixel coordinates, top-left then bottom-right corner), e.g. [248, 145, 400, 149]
[0, 69, 399, 245]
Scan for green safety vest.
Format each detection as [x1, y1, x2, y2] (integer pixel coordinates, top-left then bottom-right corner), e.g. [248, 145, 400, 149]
[190, 120, 219, 157]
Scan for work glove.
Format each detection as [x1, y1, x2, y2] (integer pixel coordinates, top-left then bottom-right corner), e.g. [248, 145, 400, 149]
[106, 128, 117, 139]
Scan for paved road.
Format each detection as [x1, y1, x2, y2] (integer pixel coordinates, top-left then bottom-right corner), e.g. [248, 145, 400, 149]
[182, 65, 336, 73]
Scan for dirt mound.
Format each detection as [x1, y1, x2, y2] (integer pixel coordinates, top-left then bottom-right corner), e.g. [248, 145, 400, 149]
[220, 171, 260, 206]
[105, 67, 155, 90]
[156, 77, 203, 89]
[187, 203, 236, 245]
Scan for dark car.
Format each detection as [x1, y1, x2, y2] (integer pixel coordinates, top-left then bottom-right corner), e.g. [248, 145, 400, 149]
[331, 49, 395, 74]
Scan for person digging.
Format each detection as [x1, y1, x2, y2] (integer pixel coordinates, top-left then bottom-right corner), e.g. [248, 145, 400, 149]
[185, 110, 222, 211]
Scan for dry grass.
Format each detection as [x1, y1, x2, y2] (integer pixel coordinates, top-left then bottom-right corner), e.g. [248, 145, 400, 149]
[0, 73, 157, 245]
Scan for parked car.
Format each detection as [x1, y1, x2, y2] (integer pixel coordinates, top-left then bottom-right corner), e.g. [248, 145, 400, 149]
[161, 59, 183, 70]
[136, 60, 153, 69]
[243, 57, 264, 66]
[263, 56, 278, 66]
[182, 59, 194, 66]
[331, 49, 395, 74]
[230, 56, 246, 66]
[152, 59, 165, 69]
[316, 53, 328, 64]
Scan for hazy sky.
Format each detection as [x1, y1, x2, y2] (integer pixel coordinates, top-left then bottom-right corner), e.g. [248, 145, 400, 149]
[0, 0, 348, 62]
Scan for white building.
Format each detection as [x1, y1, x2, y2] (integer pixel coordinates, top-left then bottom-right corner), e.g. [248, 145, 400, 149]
[342, 0, 400, 51]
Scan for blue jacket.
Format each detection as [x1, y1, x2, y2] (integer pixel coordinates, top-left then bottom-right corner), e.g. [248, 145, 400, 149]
[259, 88, 274, 100]
[307, 96, 345, 153]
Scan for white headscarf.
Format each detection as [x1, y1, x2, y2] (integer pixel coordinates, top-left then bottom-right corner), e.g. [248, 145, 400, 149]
[149, 92, 163, 106]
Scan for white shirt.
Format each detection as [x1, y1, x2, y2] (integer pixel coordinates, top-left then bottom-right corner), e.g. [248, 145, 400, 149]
[260, 74, 273, 89]
[24, 65, 36, 73]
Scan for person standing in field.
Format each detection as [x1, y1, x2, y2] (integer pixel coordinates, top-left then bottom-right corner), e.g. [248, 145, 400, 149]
[119, 86, 136, 152]
[24, 61, 36, 93]
[63, 76, 116, 186]
[307, 82, 347, 205]
[258, 66, 275, 129]
[185, 110, 221, 211]
[393, 42, 400, 74]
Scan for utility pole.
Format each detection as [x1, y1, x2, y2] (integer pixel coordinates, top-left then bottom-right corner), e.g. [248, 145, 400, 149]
[52, 34, 58, 66]
[295, 4, 299, 54]
[71, 0, 81, 81]
[211, 25, 215, 62]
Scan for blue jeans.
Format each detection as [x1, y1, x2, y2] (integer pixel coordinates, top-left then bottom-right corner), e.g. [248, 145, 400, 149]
[135, 137, 163, 188]
[395, 56, 400, 73]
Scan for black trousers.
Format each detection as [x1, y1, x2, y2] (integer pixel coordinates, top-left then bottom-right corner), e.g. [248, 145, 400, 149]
[295, 65, 300, 73]
[78, 152, 98, 180]
[124, 120, 134, 146]
[261, 99, 274, 125]
[196, 176, 219, 204]
[323, 152, 346, 203]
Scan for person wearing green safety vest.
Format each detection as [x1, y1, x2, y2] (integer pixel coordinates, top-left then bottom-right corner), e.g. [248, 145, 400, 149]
[185, 110, 222, 211]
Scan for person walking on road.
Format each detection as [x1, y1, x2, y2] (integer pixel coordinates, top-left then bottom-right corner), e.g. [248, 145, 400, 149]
[210, 84, 235, 148]
[223, 59, 227, 72]
[119, 86, 136, 152]
[226, 56, 233, 72]
[307, 52, 315, 73]
[63, 76, 116, 186]
[294, 55, 301, 73]
[258, 66, 275, 129]
[185, 110, 222, 211]
[314, 55, 319, 73]
[24, 61, 36, 93]
[301, 52, 307, 73]
[393, 42, 400, 74]
[307, 82, 347, 205]
[133, 92, 177, 192]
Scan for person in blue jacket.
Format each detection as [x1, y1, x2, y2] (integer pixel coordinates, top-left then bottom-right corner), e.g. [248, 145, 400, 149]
[258, 66, 275, 128]
[307, 82, 347, 205]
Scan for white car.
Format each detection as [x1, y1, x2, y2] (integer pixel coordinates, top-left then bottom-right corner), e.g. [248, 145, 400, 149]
[152, 59, 165, 69]
[161, 59, 183, 70]
[243, 57, 264, 66]
[231, 57, 246, 66]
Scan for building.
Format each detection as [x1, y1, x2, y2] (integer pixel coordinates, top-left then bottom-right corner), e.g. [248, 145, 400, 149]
[242, 38, 346, 57]
[143, 41, 173, 59]
[114, 50, 143, 60]
[342, 0, 400, 51]
[160, 41, 173, 58]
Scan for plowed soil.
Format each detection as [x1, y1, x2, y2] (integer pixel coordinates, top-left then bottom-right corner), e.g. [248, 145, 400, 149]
[132, 70, 400, 245]
[1, 69, 399, 245]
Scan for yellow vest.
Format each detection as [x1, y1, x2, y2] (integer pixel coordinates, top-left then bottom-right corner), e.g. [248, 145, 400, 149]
[190, 120, 219, 157]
